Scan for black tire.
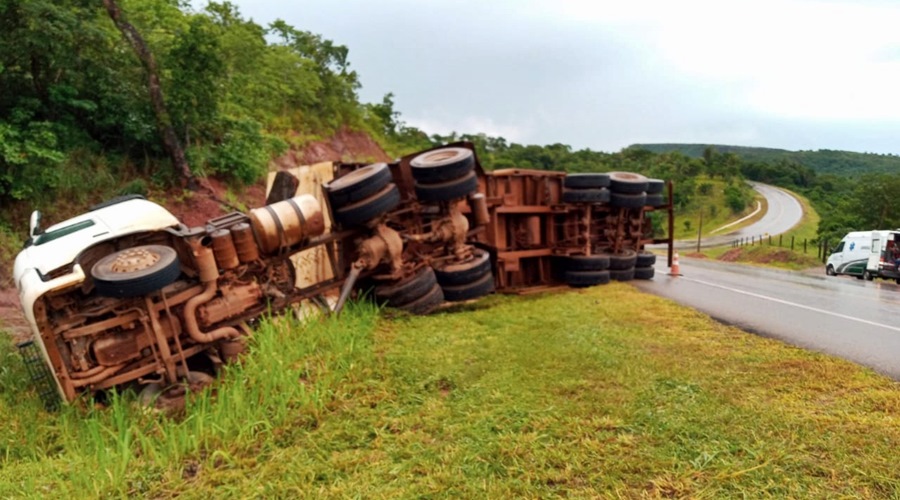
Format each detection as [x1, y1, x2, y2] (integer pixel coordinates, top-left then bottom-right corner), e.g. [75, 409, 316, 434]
[610, 268, 635, 281]
[375, 266, 438, 306]
[441, 272, 495, 302]
[646, 179, 665, 194]
[610, 192, 647, 209]
[565, 254, 610, 271]
[434, 249, 491, 286]
[826, 265, 836, 276]
[410, 147, 475, 183]
[864, 270, 874, 281]
[397, 283, 445, 315]
[564, 270, 610, 287]
[608, 249, 638, 271]
[562, 188, 610, 204]
[636, 251, 656, 268]
[334, 183, 400, 227]
[608, 172, 649, 194]
[92, 245, 181, 298]
[563, 173, 610, 189]
[646, 193, 666, 207]
[324, 163, 392, 207]
[634, 266, 655, 280]
[415, 171, 479, 203]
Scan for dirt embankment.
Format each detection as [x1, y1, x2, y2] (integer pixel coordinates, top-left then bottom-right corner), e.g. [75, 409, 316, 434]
[1, 129, 389, 340]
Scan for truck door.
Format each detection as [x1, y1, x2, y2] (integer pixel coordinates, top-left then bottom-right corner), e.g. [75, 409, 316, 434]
[867, 231, 882, 274]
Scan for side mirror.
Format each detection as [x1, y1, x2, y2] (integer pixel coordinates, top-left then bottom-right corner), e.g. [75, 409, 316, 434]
[29, 210, 43, 237]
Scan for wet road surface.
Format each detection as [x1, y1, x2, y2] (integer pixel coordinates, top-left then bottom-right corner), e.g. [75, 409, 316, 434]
[634, 258, 900, 379]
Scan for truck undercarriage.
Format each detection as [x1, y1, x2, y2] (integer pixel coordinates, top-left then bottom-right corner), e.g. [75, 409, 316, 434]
[14, 142, 673, 410]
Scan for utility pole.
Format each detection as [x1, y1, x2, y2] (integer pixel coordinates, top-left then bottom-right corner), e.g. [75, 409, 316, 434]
[696, 209, 703, 253]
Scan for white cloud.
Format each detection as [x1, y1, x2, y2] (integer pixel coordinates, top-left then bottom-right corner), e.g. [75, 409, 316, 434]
[219, 0, 900, 153]
[404, 113, 534, 143]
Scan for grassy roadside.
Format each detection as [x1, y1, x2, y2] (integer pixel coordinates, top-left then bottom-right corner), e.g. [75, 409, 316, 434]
[1, 285, 898, 497]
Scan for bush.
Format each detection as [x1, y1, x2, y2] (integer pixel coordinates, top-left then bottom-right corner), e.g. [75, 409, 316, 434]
[202, 117, 288, 185]
[0, 120, 65, 203]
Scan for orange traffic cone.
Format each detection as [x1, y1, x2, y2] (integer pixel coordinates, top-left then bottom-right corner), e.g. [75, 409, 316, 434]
[669, 251, 682, 276]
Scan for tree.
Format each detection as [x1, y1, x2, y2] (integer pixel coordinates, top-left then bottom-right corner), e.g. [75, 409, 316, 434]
[102, 0, 194, 188]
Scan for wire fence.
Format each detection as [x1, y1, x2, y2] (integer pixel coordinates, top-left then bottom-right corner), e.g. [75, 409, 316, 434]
[731, 235, 831, 263]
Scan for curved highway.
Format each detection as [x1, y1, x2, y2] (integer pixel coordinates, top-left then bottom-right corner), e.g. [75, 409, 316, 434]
[668, 182, 804, 249]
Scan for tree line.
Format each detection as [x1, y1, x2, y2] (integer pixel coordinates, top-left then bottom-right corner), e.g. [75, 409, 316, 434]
[0, 0, 887, 250]
[0, 0, 367, 205]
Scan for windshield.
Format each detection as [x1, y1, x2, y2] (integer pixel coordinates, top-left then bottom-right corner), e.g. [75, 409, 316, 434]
[34, 220, 95, 246]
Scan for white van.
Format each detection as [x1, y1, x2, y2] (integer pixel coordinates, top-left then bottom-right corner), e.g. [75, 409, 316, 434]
[864, 230, 900, 282]
[826, 232, 871, 278]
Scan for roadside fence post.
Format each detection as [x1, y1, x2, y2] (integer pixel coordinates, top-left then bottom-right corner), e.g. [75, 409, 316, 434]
[804, 239, 807, 254]
[791, 236, 795, 251]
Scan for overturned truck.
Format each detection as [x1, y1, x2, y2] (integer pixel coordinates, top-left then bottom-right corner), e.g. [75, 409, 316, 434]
[13, 143, 673, 409]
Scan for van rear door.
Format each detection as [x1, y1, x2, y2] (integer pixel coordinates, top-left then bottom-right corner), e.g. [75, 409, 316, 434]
[867, 231, 882, 273]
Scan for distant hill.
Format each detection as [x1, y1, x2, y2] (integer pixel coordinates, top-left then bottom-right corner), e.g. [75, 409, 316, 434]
[630, 143, 900, 176]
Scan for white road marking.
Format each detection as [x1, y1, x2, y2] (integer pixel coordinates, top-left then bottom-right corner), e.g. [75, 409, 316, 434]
[685, 276, 900, 333]
[711, 201, 763, 234]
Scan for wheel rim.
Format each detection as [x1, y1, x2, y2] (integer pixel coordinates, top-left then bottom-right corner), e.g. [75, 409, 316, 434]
[108, 247, 161, 274]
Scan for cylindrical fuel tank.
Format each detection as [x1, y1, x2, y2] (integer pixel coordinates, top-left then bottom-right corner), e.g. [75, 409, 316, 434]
[231, 223, 260, 263]
[248, 194, 326, 254]
[210, 229, 239, 270]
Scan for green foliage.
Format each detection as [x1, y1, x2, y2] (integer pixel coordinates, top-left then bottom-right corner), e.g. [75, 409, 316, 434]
[635, 143, 900, 177]
[724, 183, 750, 213]
[0, 120, 64, 202]
[0, 0, 367, 202]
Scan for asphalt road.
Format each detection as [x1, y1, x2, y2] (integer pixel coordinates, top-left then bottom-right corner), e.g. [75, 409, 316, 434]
[634, 259, 900, 379]
[670, 182, 804, 249]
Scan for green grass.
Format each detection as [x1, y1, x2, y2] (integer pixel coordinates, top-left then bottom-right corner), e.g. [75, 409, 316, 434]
[1, 287, 899, 497]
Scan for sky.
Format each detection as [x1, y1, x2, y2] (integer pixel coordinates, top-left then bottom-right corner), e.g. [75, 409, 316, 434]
[219, 0, 900, 154]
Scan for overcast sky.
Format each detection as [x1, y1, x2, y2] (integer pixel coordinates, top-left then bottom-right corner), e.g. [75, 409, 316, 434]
[220, 0, 900, 154]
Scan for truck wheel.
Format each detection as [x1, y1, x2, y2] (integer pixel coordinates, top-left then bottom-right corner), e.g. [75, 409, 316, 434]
[564, 270, 610, 287]
[634, 266, 655, 280]
[434, 249, 491, 286]
[826, 265, 836, 276]
[334, 183, 400, 227]
[415, 171, 479, 203]
[563, 173, 610, 189]
[646, 179, 665, 194]
[610, 268, 635, 281]
[610, 192, 647, 209]
[565, 254, 611, 271]
[441, 272, 495, 302]
[397, 283, 445, 315]
[92, 245, 181, 298]
[608, 172, 649, 194]
[636, 251, 656, 268]
[375, 266, 438, 306]
[562, 188, 610, 204]
[410, 147, 474, 183]
[324, 163, 392, 207]
[864, 270, 874, 281]
[646, 193, 666, 207]
[607, 249, 638, 270]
